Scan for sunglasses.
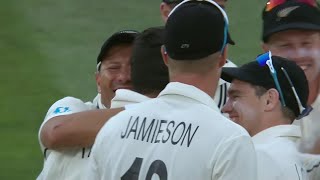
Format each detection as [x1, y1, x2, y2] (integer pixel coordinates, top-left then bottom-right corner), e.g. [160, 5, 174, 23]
[168, 0, 229, 52]
[256, 51, 312, 119]
[265, 0, 318, 12]
[256, 51, 286, 107]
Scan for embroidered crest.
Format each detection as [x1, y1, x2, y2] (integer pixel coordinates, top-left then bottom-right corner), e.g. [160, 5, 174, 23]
[277, 6, 299, 19]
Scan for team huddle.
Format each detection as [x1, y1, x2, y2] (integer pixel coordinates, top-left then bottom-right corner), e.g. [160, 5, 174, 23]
[37, 0, 320, 180]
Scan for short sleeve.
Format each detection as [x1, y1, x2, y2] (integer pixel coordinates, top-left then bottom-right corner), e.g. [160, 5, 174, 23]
[38, 97, 92, 153]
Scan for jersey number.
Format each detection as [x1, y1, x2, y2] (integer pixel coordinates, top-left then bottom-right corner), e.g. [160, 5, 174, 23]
[121, 157, 168, 180]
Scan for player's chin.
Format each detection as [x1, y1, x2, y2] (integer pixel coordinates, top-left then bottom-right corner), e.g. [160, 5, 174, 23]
[229, 116, 240, 124]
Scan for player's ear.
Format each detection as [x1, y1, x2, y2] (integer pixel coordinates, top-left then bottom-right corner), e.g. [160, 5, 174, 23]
[161, 45, 169, 66]
[264, 88, 279, 112]
[160, 2, 171, 22]
[95, 71, 102, 93]
[261, 42, 269, 52]
[218, 45, 228, 68]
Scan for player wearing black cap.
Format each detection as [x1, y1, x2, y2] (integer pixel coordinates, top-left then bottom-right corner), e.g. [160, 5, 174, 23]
[261, 0, 320, 156]
[222, 52, 310, 179]
[37, 30, 138, 180]
[160, 0, 236, 111]
[86, 1, 257, 179]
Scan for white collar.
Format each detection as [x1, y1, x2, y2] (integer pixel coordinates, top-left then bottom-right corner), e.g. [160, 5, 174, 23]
[159, 82, 220, 112]
[111, 89, 151, 108]
[92, 93, 107, 109]
[253, 125, 301, 144]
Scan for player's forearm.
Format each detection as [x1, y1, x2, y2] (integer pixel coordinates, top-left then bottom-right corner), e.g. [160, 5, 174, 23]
[40, 108, 123, 149]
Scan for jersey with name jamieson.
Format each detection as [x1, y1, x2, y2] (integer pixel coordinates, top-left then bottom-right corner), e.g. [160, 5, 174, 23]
[121, 115, 199, 148]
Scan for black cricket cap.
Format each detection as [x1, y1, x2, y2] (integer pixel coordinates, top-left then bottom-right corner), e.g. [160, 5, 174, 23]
[262, 1, 320, 42]
[131, 26, 169, 94]
[164, 0, 234, 60]
[97, 30, 139, 69]
[221, 55, 309, 118]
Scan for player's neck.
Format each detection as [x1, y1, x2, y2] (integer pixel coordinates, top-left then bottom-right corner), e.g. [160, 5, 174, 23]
[170, 74, 218, 98]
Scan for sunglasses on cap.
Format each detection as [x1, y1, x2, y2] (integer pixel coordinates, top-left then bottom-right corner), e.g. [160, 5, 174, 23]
[265, 0, 318, 12]
[256, 51, 313, 119]
[256, 51, 286, 107]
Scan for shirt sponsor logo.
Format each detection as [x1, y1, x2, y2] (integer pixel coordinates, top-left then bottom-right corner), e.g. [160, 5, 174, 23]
[53, 107, 71, 114]
[121, 115, 199, 147]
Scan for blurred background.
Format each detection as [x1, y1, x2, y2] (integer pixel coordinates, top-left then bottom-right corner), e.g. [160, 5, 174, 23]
[0, 0, 266, 179]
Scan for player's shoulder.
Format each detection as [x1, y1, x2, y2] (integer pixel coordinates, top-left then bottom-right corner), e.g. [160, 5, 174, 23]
[45, 96, 93, 118]
[48, 96, 81, 110]
[217, 114, 250, 136]
[199, 111, 251, 143]
[123, 97, 158, 111]
[98, 101, 153, 136]
[55, 96, 85, 104]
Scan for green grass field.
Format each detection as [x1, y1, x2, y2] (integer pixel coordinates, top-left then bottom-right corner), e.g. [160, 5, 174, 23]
[1, 0, 265, 179]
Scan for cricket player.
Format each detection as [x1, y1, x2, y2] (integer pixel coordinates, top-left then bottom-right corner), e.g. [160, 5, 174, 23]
[160, 0, 237, 110]
[86, 1, 257, 179]
[222, 53, 310, 179]
[259, 1, 320, 179]
[37, 30, 138, 180]
[260, 0, 320, 154]
[37, 1, 236, 166]
[110, 26, 169, 108]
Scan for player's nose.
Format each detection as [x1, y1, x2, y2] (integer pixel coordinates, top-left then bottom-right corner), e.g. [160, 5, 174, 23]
[221, 99, 232, 114]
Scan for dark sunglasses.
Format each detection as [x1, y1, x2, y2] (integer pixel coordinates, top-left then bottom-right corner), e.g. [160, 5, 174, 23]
[265, 0, 318, 12]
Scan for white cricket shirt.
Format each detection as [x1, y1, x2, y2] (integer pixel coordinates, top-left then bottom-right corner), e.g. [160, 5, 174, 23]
[86, 82, 257, 180]
[299, 94, 320, 180]
[253, 125, 308, 180]
[37, 94, 105, 180]
[299, 95, 320, 152]
[300, 153, 320, 180]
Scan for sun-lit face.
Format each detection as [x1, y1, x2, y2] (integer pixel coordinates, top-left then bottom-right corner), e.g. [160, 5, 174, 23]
[265, 30, 320, 89]
[222, 80, 266, 136]
[96, 44, 133, 108]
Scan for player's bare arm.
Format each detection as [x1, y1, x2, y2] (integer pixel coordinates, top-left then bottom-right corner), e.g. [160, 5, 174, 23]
[40, 108, 123, 149]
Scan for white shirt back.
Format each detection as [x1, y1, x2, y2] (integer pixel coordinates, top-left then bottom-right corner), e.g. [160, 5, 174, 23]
[87, 82, 257, 180]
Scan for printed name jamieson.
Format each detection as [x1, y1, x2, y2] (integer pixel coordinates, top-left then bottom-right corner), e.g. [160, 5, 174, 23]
[121, 116, 199, 147]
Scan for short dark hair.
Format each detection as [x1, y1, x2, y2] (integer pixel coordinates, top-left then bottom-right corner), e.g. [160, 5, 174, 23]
[251, 85, 295, 121]
[131, 26, 169, 95]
